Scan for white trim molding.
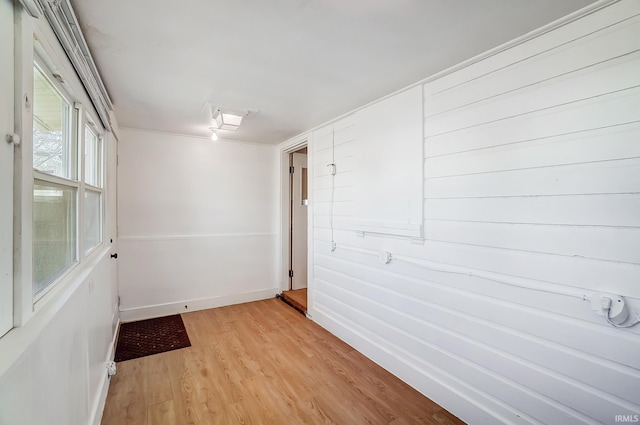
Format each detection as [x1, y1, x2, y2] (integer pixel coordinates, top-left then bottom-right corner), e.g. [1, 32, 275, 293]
[18, 0, 42, 18]
[118, 288, 278, 322]
[354, 221, 423, 239]
[36, 0, 113, 131]
[89, 322, 117, 425]
[118, 232, 276, 242]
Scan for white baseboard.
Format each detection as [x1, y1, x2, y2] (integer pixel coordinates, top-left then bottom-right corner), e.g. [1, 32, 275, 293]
[111, 307, 120, 344]
[89, 321, 118, 425]
[119, 288, 278, 322]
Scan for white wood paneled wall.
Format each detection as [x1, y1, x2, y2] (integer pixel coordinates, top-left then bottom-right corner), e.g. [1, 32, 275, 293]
[309, 2, 640, 424]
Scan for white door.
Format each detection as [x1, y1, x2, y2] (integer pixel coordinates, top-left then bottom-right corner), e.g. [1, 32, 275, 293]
[0, 0, 14, 337]
[291, 152, 307, 290]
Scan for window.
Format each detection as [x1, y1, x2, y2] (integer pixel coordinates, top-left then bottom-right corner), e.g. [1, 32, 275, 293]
[84, 189, 102, 252]
[33, 181, 77, 294]
[84, 126, 101, 186]
[32, 64, 78, 299]
[32, 61, 105, 299]
[33, 66, 75, 179]
[84, 124, 103, 253]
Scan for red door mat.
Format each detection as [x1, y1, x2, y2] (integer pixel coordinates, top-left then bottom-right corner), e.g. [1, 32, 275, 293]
[114, 314, 191, 362]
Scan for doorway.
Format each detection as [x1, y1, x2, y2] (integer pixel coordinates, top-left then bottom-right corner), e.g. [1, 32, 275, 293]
[281, 146, 308, 313]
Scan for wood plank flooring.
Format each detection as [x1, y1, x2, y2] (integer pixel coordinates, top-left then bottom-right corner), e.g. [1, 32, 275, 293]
[281, 288, 307, 312]
[101, 298, 466, 425]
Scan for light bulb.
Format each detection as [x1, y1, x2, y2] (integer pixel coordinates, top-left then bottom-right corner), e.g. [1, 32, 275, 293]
[211, 132, 218, 141]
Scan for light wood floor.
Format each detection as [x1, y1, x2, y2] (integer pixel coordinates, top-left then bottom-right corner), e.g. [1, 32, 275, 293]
[281, 288, 307, 312]
[102, 298, 465, 425]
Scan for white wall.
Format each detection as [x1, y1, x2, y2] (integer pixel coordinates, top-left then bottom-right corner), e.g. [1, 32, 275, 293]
[117, 129, 278, 320]
[0, 253, 116, 425]
[0, 5, 119, 425]
[304, 2, 640, 424]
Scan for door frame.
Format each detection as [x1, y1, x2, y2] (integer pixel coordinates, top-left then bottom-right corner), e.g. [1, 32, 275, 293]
[290, 150, 308, 291]
[278, 132, 314, 317]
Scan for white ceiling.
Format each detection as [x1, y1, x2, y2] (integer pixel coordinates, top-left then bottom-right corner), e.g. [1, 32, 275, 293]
[70, 0, 595, 145]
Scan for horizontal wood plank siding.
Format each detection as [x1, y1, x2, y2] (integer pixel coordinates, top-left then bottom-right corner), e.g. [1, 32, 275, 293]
[310, 2, 640, 424]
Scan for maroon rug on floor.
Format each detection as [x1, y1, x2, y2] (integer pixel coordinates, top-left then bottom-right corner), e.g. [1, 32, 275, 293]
[114, 314, 191, 362]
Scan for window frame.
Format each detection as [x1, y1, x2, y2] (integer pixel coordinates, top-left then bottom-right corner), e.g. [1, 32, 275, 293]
[32, 64, 75, 179]
[2, 3, 111, 338]
[32, 178, 78, 297]
[82, 117, 104, 256]
[30, 52, 106, 304]
[31, 57, 81, 302]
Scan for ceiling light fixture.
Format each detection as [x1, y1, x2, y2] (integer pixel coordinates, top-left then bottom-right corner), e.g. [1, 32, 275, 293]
[209, 128, 219, 141]
[211, 107, 247, 131]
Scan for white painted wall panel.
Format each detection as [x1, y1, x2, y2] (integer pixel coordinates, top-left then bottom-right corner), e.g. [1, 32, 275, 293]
[422, 1, 640, 97]
[117, 129, 278, 318]
[354, 86, 423, 233]
[425, 96, 640, 158]
[424, 221, 640, 265]
[314, 171, 355, 190]
[0, 253, 116, 425]
[425, 195, 640, 227]
[425, 87, 640, 140]
[426, 56, 640, 136]
[315, 200, 352, 215]
[314, 141, 356, 169]
[425, 123, 640, 176]
[118, 131, 275, 236]
[315, 187, 355, 203]
[314, 228, 631, 326]
[118, 234, 275, 312]
[425, 159, 640, 198]
[314, 258, 640, 407]
[314, 155, 357, 177]
[314, 249, 640, 366]
[424, 19, 640, 117]
[313, 215, 352, 231]
[314, 229, 640, 299]
[314, 280, 634, 424]
[307, 2, 640, 424]
[314, 126, 356, 152]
